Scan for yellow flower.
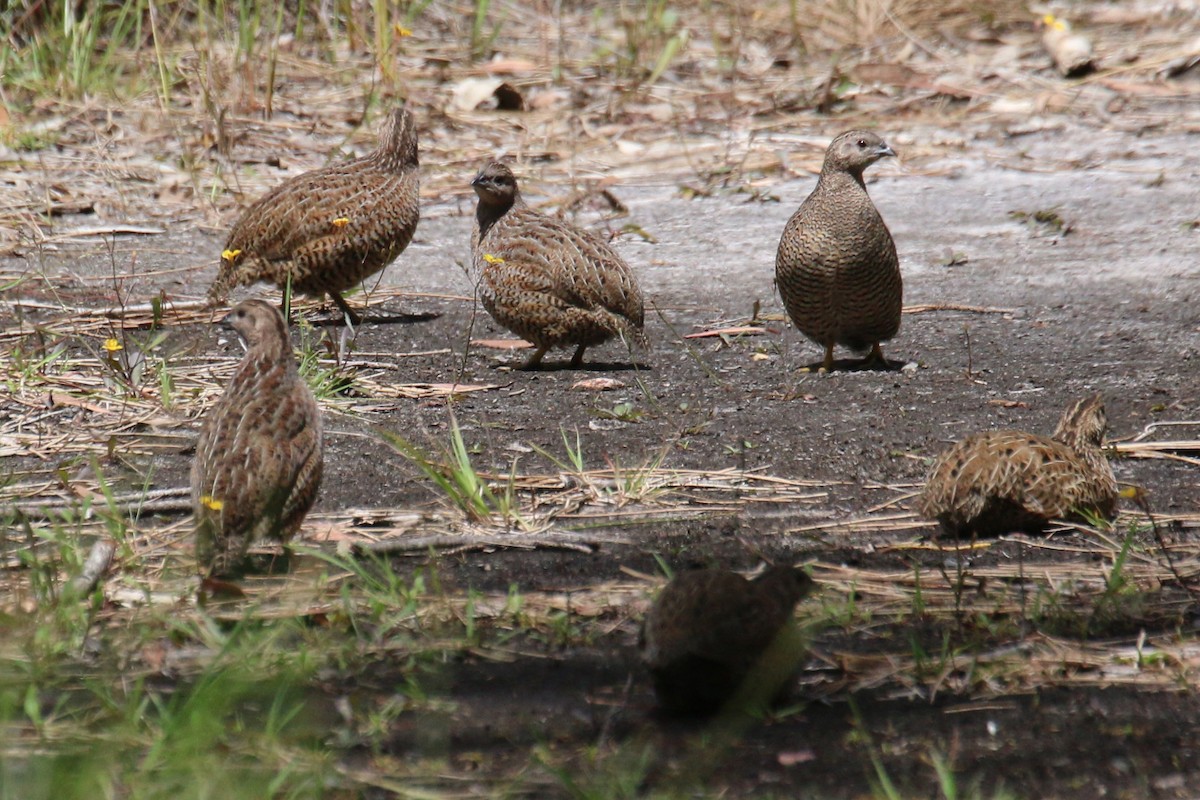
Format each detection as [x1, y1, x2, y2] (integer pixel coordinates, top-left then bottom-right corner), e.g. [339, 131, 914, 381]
[103, 338, 123, 353]
[482, 253, 505, 265]
[394, 24, 412, 37]
[1042, 14, 1066, 31]
[201, 495, 224, 511]
[222, 248, 242, 262]
[332, 217, 350, 228]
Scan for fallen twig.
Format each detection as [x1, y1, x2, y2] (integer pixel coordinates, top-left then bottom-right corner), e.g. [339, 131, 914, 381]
[901, 303, 1015, 315]
[67, 538, 117, 597]
[354, 529, 630, 555]
[11, 486, 191, 516]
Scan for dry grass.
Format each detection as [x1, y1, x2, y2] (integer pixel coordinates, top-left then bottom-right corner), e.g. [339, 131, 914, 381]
[3, 2, 1200, 796]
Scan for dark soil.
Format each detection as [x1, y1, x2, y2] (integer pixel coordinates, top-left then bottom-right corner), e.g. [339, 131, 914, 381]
[5, 117, 1200, 798]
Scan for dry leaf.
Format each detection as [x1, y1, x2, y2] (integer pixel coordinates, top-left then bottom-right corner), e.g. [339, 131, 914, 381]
[571, 377, 627, 392]
[482, 58, 537, 74]
[528, 89, 570, 110]
[47, 392, 108, 413]
[198, 576, 247, 599]
[472, 338, 534, 350]
[778, 749, 816, 767]
[684, 326, 767, 339]
[141, 641, 168, 672]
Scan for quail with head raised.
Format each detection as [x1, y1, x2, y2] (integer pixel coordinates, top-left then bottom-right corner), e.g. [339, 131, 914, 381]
[470, 161, 648, 369]
[775, 130, 901, 372]
[191, 299, 324, 577]
[919, 394, 1118, 538]
[639, 565, 815, 715]
[210, 105, 420, 325]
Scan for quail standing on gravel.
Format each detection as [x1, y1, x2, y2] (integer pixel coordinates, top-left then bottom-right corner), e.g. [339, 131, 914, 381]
[210, 105, 420, 325]
[191, 299, 324, 577]
[639, 565, 815, 714]
[470, 162, 648, 369]
[775, 130, 901, 371]
[918, 394, 1118, 537]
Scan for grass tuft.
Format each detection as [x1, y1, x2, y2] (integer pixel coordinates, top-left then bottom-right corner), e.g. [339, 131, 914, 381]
[381, 413, 529, 529]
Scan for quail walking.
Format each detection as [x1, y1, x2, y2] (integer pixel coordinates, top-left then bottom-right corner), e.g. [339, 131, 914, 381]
[919, 394, 1118, 537]
[210, 105, 420, 325]
[191, 299, 324, 577]
[639, 565, 814, 714]
[775, 130, 901, 371]
[470, 162, 648, 369]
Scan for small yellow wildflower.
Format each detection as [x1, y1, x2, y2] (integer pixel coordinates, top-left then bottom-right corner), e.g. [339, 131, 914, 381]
[394, 24, 413, 37]
[201, 495, 224, 511]
[332, 217, 350, 228]
[1042, 14, 1066, 31]
[103, 338, 123, 353]
[482, 253, 505, 265]
[222, 248, 242, 262]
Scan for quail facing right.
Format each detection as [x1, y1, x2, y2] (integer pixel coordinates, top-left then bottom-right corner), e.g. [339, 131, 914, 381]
[639, 565, 815, 715]
[775, 130, 901, 371]
[191, 299, 324, 577]
[470, 162, 649, 369]
[918, 394, 1118, 538]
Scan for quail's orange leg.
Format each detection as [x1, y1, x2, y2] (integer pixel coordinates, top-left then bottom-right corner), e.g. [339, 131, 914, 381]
[518, 345, 549, 370]
[860, 342, 886, 369]
[821, 343, 835, 372]
[569, 344, 588, 368]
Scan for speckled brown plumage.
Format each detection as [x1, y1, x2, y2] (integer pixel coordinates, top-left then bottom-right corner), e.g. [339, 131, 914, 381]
[919, 394, 1118, 538]
[775, 130, 901, 371]
[639, 565, 814, 714]
[191, 299, 323, 577]
[470, 162, 648, 369]
[210, 106, 420, 324]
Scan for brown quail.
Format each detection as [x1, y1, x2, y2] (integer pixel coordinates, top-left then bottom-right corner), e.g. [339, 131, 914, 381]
[210, 105, 420, 325]
[191, 299, 324, 577]
[470, 162, 648, 369]
[639, 565, 815, 715]
[918, 394, 1118, 538]
[775, 130, 901, 371]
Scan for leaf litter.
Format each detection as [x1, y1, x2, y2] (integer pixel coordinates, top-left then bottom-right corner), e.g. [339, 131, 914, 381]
[2, 0, 1200, 796]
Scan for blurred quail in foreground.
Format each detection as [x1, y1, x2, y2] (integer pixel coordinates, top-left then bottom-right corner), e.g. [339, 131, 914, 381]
[470, 162, 648, 369]
[210, 105, 420, 324]
[639, 565, 815, 715]
[191, 299, 324, 577]
[775, 130, 901, 371]
[919, 394, 1118, 537]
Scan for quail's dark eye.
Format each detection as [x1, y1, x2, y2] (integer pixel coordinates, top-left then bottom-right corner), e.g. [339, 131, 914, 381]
[857, 138, 868, 148]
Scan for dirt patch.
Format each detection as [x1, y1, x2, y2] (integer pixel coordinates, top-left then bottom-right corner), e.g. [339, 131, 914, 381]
[3, 2, 1200, 797]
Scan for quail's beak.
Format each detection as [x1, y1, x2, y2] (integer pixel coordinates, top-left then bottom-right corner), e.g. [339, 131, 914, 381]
[471, 173, 484, 187]
[218, 311, 249, 351]
[877, 143, 897, 159]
